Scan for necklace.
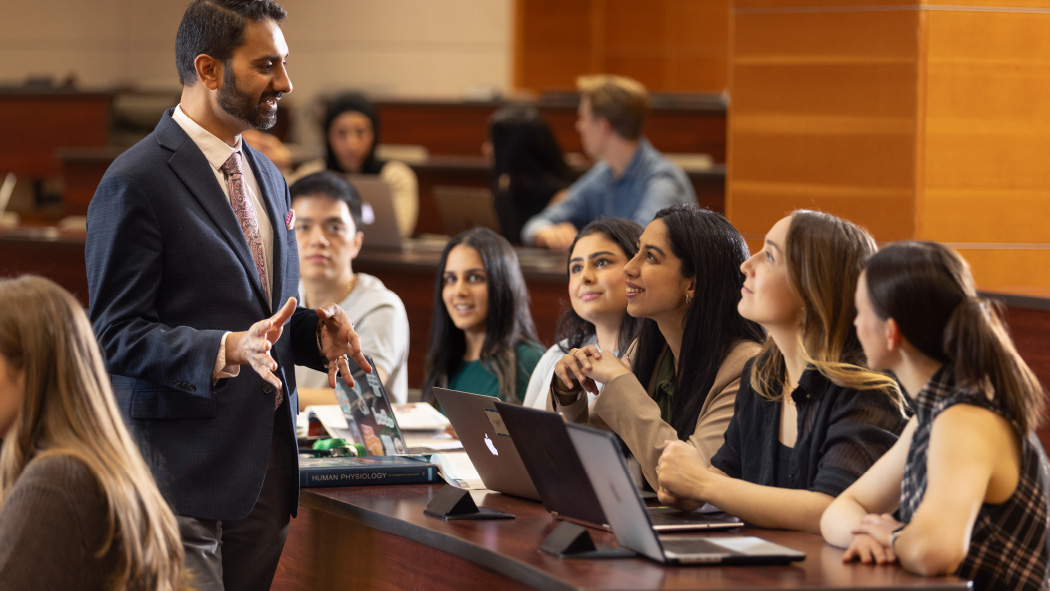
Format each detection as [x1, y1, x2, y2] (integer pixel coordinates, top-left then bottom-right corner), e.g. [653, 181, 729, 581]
[783, 370, 796, 405]
[304, 275, 357, 309]
[341, 275, 358, 301]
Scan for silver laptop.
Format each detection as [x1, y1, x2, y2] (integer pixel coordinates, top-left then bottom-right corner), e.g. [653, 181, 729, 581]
[432, 186, 501, 236]
[495, 402, 743, 532]
[344, 174, 403, 251]
[431, 388, 540, 501]
[566, 423, 806, 565]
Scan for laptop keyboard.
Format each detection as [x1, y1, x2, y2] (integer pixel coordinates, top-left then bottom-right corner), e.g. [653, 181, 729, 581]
[661, 538, 728, 554]
[648, 510, 733, 526]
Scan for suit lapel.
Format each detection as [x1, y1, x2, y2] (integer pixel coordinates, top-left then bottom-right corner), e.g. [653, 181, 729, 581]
[155, 112, 271, 310]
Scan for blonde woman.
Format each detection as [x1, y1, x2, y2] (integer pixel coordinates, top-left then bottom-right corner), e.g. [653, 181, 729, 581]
[0, 276, 189, 590]
[656, 211, 908, 532]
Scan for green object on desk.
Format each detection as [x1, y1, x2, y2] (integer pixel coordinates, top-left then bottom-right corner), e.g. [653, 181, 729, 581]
[311, 438, 367, 457]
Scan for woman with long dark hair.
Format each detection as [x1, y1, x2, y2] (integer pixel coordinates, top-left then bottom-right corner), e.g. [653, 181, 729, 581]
[0, 276, 189, 590]
[521, 218, 644, 409]
[656, 211, 908, 533]
[292, 92, 419, 236]
[553, 204, 764, 490]
[822, 242, 1049, 590]
[487, 105, 576, 244]
[422, 228, 544, 404]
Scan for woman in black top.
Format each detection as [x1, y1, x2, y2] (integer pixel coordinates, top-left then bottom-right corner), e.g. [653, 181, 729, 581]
[656, 210, 907, 533]
[822, 242, 1049, 590]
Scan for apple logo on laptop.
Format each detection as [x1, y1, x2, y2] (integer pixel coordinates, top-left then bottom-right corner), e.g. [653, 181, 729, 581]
[484, 433, 499, 456]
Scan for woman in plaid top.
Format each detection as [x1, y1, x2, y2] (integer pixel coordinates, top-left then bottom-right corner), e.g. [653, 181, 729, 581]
[822, 241, 1050, 590]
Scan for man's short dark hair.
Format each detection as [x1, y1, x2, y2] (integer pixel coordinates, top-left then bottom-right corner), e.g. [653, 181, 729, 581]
[289, 171, 364, 231]
[175, 0, 287, 85]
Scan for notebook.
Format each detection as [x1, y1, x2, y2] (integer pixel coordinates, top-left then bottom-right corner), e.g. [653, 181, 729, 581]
[496, 402, 743, 532]
[566, 423, 806, 565]
[332, 355, 408, 455]
[344, 174, 403, 251]
[431, 388, 540, 500]
[432, 186, 501, 236]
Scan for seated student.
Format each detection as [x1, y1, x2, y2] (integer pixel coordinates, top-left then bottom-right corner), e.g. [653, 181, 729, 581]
[822, 242, 1050, 590]
[655, 211, 908, 533]
[487, 105, 576, 244]
[422, 228, 544, 405]
[0, 276, 188, 590]
[552, 204, 764, 490]
[293, 92, 419, 236]
[291, 171, 410, 402]
[521, 75, 695, 250]
[521, 218, 644, 409]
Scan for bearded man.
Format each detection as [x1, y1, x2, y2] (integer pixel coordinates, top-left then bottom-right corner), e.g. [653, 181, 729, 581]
[85, 1, 371, 589]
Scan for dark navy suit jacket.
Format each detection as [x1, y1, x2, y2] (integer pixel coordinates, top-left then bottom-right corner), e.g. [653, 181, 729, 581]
[86, 110, 325, 520]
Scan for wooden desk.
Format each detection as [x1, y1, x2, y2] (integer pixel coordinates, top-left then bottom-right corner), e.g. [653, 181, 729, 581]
[408, 156, 726, 236]
[374, 95, 727, 162]
[272, 484, 967, 590]
[55, 149, 726, 237]
[0, 89, 112, 179]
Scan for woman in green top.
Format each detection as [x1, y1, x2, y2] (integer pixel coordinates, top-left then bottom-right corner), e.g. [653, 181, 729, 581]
[423, 228, 544, 404]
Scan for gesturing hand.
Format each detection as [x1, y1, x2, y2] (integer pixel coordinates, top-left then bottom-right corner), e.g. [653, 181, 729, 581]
[316, 302, 373, 388]
[227, 297, 297, 391]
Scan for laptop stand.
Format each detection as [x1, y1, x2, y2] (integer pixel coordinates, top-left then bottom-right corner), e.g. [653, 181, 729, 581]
[540, 522, 634, 559]
[423, 485, 514, 521]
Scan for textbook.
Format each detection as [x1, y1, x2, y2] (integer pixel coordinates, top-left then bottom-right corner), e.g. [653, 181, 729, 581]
[299, 455, 440, 488]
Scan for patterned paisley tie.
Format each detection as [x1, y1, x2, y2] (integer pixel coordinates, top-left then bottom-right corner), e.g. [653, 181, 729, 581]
[221, 152, 282, 410]
[221, 151, 270, 302]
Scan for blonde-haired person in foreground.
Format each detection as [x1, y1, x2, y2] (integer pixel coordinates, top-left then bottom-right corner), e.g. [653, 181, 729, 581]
[822, 242, 1049, 590]
[655, 210, 908, 532]
[0, 276, 190, 590]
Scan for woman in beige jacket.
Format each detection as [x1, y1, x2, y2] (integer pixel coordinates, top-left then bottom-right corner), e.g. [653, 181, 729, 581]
[551, 204, 764, 490]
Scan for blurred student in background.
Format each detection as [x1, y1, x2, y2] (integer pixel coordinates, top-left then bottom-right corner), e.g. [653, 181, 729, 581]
[293, 92, 418, 237]
[291, 171, 409, 402]
[0, 276, 189, 590]
[657, 211, 907, 533]
[521, 217, 643, 408]
[423, 228, 544, 405]
[522, 75, 694, 250]
[486, 105, 576, 244]
[822, 242, 1049, 590]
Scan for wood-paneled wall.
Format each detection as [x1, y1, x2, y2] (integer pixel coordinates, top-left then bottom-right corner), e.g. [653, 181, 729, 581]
[726, 2, 1050, 296]
[920, 5, 1050, 296]
[513, 0, 731, 93]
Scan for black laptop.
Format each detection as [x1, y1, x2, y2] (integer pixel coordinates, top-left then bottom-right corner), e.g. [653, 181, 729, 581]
[496, 402, 744, 532]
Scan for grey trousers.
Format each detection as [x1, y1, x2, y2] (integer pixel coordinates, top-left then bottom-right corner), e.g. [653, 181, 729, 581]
[177, 410, 295, 591]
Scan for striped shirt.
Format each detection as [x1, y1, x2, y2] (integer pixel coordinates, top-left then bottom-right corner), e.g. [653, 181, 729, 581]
[900, 366, 1050, 591]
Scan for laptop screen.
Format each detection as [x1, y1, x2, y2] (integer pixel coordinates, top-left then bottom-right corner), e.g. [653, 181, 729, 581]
[334, 354, 408, 455]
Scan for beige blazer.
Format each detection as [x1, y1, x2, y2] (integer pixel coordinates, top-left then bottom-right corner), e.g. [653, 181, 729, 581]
[550, 340, 760, 490]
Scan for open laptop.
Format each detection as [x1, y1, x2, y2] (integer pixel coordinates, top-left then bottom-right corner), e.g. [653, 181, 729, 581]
[431, 388, 540, 500]
[496, 402, 743, 532]
[331, 354, 409, 455]
[344, 174, 403, 251]
[432, 186, 501, 235]
[566, 423, 806, 565]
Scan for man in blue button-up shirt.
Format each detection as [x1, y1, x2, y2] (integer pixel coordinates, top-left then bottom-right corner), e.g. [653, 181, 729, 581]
[522, 75, 695, 249]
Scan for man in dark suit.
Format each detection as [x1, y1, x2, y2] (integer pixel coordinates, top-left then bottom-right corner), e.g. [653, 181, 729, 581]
[85, 1, 369, 589]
